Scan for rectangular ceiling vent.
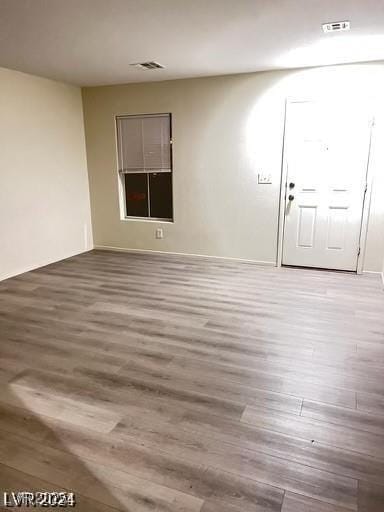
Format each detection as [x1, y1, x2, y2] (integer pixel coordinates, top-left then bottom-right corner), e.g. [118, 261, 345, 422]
[130, 61, 164, 70]
[322, 21, 350, 33]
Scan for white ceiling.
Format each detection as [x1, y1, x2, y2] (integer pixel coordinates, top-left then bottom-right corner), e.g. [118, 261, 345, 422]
[0, 0, 383, 86]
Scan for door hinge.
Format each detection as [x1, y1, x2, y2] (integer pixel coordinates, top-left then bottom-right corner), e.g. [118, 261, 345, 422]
[358, 247, 361, 257]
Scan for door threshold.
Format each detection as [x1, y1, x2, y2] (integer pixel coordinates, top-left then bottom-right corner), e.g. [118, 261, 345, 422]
[281, 264, 357, 274]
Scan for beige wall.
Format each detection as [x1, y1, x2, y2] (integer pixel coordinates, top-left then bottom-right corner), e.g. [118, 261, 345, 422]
[83, 62, 384, 271]
[382, 257, 384, 285]
[363, 107, 384, 274]
[0, 67, 92, 281]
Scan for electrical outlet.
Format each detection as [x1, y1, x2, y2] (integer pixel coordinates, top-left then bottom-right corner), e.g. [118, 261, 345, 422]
[258, 172, 272, 184]
[155, 228, 164, 239]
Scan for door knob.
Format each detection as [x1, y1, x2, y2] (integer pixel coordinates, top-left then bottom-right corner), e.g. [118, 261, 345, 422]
[288, 194, 295, 201]
[289, 182, 295, 189]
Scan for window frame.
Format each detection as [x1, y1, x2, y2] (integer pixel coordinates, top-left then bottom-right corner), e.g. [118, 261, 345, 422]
[115, 112, 174, 223]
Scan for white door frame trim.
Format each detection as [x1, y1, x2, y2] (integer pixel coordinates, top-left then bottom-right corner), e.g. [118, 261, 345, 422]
[276, 98, 375, 274]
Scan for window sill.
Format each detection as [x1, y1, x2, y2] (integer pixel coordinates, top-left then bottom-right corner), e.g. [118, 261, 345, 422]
[121, 216, 174, 224]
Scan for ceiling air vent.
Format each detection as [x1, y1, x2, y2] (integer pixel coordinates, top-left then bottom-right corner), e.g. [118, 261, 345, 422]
[322, 21, 350, 33]
[130, 61, 164, 70]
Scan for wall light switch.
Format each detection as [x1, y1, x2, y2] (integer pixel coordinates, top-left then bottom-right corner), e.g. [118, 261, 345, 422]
[155, 228, 164, 239]
[258, 172, 272, 184]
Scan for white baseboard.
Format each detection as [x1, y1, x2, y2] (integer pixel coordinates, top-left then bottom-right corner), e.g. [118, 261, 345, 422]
[94, 245, 276, 267]
[363, 270, 384, 288]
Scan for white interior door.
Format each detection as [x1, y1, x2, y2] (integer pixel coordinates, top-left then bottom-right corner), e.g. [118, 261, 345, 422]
[282, 100, 371, 271]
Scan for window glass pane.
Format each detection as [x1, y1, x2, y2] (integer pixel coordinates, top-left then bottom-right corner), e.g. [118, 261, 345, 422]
[125, 173, 149, 217]
[149, 173, 173, 219]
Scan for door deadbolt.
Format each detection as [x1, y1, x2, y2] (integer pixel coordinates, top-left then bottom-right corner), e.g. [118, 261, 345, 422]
[289, 182, 295, 189]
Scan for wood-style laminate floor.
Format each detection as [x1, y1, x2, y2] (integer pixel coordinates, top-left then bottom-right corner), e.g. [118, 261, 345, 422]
[0, 249, 384, 511]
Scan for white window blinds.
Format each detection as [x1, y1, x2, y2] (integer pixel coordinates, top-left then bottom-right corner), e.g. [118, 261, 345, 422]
[117, 114, 171, 173]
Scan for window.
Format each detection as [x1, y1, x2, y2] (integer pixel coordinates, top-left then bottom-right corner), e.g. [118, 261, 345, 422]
[116, 113, 173, 221]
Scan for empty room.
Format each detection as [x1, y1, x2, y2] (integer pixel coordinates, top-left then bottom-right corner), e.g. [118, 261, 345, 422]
[1, 1, 384, 511]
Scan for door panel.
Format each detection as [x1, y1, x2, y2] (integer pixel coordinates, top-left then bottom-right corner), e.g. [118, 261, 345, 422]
[327, 206, 347, 250]
[282, 100, 371, 271]
[297, 206, 317, 248]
